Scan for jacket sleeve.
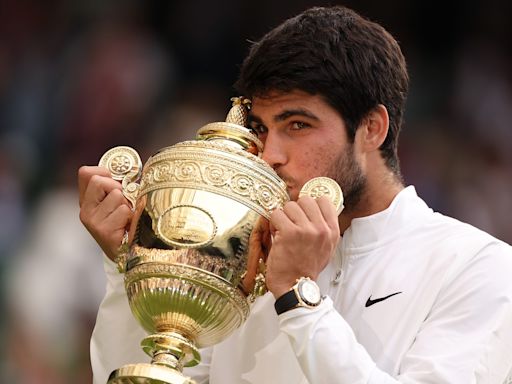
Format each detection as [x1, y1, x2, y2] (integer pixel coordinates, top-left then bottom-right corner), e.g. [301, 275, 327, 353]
[278, 242, 512, 383]
[278, 298, 387, 384]
[90, 255, 211, 384]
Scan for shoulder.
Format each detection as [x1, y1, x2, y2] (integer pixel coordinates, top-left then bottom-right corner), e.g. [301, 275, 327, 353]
[399, 191, 512, 276]
[426, 211, 510, 254]
[419, 211, 512, 285]
[393, 187, 508, 255]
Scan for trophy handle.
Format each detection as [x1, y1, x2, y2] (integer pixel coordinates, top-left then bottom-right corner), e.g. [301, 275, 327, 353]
[240, 260, 267, 303]
[240, 215, 272, 302]
[98, 146, 143, 272]
[98, 145, 143, 207]
[249, 258, 267, 302]
[120, 176, 141, 209]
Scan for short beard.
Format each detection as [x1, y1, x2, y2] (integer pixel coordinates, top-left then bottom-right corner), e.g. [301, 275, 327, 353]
[328, 144, 367, 214]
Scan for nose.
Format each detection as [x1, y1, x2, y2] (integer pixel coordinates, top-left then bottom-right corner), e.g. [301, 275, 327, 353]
[261, 131, 287, 170]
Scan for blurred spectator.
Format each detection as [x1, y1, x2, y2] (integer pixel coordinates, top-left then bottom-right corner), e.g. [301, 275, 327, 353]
[2, 1, 173, 382]
[0, 143, 26, 262]
[56, 15, 171, 168]
[5, 188, 105, 383]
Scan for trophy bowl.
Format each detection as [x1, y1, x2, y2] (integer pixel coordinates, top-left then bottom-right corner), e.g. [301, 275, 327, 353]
[101, 98, 289, 384]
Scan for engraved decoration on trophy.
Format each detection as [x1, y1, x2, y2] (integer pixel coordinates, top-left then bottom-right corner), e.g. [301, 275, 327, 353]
[99, 97, 343, 384]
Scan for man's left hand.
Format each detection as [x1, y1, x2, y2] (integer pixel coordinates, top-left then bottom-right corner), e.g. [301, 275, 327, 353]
[266, 196, 340, 298]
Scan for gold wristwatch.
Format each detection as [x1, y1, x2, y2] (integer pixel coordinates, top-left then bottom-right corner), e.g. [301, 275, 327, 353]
[274, 277, 322, 315]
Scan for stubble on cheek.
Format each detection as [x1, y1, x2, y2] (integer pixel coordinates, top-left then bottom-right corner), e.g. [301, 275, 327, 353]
[328, 145, 367, 212]
[293, 148, 340, 198]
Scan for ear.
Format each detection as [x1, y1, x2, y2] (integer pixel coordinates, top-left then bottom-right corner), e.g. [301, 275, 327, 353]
[357, 104, 389, 152]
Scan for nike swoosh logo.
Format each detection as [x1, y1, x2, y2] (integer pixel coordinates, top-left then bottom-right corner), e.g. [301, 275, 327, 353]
[365, 291, 402, 307]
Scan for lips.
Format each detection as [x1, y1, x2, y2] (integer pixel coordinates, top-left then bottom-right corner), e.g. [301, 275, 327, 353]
[278, 181, 295, 200]
[285, 186, 300, 201]
[274, 172, 300, 200]
[282, 181, 295, 198]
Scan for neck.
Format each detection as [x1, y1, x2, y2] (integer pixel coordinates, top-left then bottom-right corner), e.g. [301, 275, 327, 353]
[338, 170, 404, 234]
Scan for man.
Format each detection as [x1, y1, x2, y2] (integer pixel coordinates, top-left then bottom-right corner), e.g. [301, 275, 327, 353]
[79, 6, 512, 384]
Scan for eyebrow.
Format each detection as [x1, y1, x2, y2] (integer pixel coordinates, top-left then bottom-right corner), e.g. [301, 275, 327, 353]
[248, 108, 320, 125]
[274, 108, 319, 122]
[247, 114, 263, 125]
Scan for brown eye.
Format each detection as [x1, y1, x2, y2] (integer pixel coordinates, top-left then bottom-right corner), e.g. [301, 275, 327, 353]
[250, 124, 267, 137]
[291, 121, 309, 130]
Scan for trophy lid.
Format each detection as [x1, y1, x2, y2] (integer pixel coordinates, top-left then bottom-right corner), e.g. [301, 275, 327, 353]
[196, 97, 263, 155]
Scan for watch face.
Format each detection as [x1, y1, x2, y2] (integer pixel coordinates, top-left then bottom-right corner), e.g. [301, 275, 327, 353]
[298, 279, 321, 306]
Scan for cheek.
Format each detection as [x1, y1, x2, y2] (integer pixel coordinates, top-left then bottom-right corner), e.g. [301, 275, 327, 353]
[298, 146, 340, 179]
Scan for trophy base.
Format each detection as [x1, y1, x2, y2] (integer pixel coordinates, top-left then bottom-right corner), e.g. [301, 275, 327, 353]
[108, 363, 196, 384]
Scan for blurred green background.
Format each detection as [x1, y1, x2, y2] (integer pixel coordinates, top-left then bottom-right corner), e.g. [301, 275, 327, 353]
[1, 0, 511, 382]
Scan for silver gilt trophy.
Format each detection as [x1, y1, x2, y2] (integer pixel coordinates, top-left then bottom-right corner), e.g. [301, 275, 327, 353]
[98, 97, 343, 384]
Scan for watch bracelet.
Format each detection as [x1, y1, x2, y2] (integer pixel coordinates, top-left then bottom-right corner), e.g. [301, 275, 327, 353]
[274, 289, 300, 315]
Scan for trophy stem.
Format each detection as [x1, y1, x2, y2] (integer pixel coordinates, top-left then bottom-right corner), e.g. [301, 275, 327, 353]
[152, 351, 183, 370]
[108, 363, 195, 384]
[142, 332, 201, 370]
[108, 332, 200, 384]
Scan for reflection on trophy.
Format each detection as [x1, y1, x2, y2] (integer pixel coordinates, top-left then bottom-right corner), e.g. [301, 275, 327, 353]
[99, 97, 343, 384]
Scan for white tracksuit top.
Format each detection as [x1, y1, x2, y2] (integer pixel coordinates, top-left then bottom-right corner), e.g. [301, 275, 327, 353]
[91, 186, 512, 383]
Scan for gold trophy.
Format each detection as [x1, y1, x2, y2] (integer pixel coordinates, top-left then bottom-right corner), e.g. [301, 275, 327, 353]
[99, 97, 343, 384]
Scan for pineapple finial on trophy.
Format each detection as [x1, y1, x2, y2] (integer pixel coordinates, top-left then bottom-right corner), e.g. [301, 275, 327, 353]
[196, 96, 263, 155]
[227, 96, 252, 126]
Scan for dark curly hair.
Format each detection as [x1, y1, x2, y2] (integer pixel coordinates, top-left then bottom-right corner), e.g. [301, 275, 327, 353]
[235, 6, 409, 175]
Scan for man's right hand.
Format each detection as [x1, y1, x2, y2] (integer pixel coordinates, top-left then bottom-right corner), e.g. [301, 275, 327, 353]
[78, 166, 133, 261]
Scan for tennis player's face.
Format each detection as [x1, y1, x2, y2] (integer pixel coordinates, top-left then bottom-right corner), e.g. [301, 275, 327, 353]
[250, 90, 366, 208]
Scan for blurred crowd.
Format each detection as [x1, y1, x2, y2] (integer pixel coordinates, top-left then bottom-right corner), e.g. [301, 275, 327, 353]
[0, 0, 510, 382]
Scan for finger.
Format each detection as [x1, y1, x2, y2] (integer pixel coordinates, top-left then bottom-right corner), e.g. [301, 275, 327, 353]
[253, 215, 270, 233]
[81, 174, 122, 211]
[94, 188, 131, 220]
[269, 219, 277, 237]
[260, 218, 272, 253]
[269, 205, 295, 232]
[78, 166, 111, 206]
[296, 196, 325, 224]
[96, 205, 133, 259]
[251, 217, 272, 254]
[242, 217, 272, 294]
[317, 196, 340, 232]
[270, 208, 291, 231]
[249, 217, 266, 251]
[80, 188, 130, 233]
[105, 204, 133, 232]
[281, 201, 309, 225]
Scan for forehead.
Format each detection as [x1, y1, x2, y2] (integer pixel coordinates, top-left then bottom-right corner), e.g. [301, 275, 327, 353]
[249, 90, 342, 122]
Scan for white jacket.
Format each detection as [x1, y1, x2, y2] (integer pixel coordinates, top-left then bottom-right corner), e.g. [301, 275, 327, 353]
[91, 186, 512, 383]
